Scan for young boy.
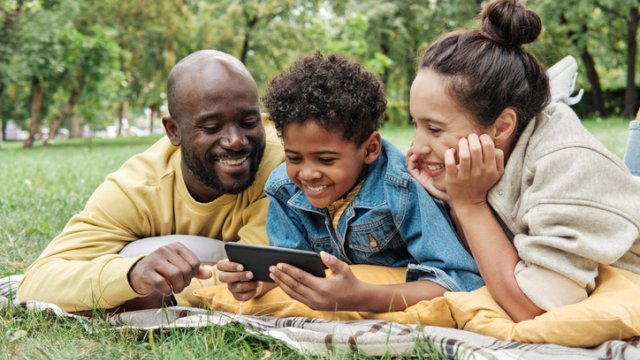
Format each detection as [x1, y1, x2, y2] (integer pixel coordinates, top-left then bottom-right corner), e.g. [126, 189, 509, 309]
[217, 53, 482, 312]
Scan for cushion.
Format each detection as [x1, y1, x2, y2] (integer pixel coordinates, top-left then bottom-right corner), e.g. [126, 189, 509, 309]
[444, 265, 640, 347]
[193, 264, 456, 327]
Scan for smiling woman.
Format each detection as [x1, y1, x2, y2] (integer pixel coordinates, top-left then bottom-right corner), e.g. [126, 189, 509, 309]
[407, 0, 640, 323]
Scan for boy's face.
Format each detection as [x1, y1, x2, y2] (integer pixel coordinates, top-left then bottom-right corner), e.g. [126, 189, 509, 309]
[283, 120, 377, 209]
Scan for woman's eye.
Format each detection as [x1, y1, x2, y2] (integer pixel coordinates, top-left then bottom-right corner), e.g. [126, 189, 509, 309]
[428, 127, 442, 134]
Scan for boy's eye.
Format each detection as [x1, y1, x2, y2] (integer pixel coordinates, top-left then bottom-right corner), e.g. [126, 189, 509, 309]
[318, 158, 336, 164]
[285, 156, 302, 163]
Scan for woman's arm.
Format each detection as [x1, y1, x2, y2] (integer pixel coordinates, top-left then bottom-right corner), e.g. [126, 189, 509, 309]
[443, 134, 543, 322]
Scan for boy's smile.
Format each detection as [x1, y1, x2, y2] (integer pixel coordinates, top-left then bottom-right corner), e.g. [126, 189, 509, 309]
[282, 120, 376, 209]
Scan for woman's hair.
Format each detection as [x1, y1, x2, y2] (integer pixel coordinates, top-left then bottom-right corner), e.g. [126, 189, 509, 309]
[420, 0, 550, 139]
[263, 52, 386, 146]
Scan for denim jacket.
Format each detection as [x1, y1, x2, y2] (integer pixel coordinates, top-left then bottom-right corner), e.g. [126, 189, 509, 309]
[265, 139, 483, 292]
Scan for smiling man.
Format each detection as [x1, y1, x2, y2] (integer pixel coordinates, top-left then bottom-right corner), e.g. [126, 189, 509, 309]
[17, 50, 284, 312]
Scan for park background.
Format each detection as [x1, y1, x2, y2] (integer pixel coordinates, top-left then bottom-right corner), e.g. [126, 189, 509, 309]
[0, 0, 638, 358]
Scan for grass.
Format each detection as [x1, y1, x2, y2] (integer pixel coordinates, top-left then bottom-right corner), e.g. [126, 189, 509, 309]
[0, 117, 631, 359]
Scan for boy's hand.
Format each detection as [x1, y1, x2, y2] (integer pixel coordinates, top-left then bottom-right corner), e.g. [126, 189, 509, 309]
[269, 251, 363, 311]
[444, 134, 504, 209]
[217, 258, 274, 301]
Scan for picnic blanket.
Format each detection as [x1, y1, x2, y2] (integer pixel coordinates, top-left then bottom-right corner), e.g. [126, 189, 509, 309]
[2, 275, 640, 358]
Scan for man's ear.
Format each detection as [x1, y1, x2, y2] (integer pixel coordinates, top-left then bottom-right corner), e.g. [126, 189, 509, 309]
[162, 116, 181, 146]
[363, 131, 382, 165]
[492, 108, 517, 148]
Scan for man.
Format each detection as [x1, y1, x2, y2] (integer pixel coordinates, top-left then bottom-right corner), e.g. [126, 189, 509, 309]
[17, 50, 284, 312]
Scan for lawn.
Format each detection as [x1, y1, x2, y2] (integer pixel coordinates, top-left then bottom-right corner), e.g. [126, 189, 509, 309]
[0, 117, 632, 358]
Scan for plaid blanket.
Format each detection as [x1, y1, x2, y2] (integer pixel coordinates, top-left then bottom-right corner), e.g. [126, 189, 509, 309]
[2, 275, 639, 358]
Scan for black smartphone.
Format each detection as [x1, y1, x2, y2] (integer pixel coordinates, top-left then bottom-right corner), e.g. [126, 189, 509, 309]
[224, 243, 326, 282]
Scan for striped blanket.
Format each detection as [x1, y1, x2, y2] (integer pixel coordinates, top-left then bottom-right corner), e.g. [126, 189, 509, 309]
[2, 275, 639, 359]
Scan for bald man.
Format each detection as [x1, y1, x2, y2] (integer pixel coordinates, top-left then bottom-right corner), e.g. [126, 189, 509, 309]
[17, 50, 285, 312]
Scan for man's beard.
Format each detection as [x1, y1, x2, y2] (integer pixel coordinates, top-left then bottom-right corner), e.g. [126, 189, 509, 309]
[182, 143, 265, 195]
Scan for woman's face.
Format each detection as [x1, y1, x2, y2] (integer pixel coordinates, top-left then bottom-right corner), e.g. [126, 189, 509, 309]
[409, 68, 489, 192]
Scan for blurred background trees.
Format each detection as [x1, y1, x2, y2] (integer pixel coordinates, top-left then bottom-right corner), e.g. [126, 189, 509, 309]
[1, 0, 638, 147]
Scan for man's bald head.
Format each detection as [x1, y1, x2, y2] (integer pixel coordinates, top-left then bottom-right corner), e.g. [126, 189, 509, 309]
[167, 50, 257, 122]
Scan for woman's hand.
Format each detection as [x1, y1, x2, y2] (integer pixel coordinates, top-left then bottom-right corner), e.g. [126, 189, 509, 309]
[406, 146, 451, 202]
[268, 252, 363, 311]
[444, 134, 504, 209]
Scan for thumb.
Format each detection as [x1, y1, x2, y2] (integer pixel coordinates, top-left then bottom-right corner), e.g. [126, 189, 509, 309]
[195, 265, 213, 279]
[320, 251, 349, 275]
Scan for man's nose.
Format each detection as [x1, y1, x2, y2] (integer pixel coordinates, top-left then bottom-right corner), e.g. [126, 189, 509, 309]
[220, 125, 248, 150]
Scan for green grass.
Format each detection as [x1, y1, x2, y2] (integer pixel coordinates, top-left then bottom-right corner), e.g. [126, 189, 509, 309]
[0, 117, 631, 358]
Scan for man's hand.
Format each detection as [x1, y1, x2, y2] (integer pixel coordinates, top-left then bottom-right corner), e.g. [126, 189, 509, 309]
[217, 258, 275, 301]
[269, 251, 363, 311]
[127, 242, 212, 296]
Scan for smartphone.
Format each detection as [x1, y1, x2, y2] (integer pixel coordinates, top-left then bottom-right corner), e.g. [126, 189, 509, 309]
[224, 243, 326, 282]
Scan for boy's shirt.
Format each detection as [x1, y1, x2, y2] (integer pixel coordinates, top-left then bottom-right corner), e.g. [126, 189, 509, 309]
[264, 139, 484, 292]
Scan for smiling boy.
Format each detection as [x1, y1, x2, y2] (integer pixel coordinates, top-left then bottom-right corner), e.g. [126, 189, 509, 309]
[218, 53, 483, 312]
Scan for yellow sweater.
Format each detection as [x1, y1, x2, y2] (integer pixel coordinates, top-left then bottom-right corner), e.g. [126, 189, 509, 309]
[17, 123, 284, 311]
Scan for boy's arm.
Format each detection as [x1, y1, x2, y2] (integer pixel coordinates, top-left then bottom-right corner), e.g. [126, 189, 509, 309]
[270, 251, 447, 311]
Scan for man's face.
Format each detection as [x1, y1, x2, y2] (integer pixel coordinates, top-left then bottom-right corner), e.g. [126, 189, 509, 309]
[173, 67, 266, 201]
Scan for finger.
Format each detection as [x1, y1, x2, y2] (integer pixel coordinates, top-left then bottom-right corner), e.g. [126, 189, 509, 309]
[270, 264, 314, 299]
[479, 134, 495, 168]
[143, 270, 173, 296]
[444, 148, 457, 181]
[457, 138, 470, 178]
[228, 281, 259, 295]
[216, 259, 244, 272]
[172, 243, 203, 278]
[154, 260, 188, 294]
[495, 148, 505, 175]
[270, 270, 309, 305]
[218, 269, 254, 283]
[319, 252, 349, 275]
[467, 133, 483, 169]
[195, 266, 213, 279]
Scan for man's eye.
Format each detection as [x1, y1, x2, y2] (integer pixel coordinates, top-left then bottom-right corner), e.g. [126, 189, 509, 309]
[201, 126, 221, 133]
[240, 118, 261, 129]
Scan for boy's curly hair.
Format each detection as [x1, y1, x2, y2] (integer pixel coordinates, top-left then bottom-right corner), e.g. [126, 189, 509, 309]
[263, 53, 386, 146]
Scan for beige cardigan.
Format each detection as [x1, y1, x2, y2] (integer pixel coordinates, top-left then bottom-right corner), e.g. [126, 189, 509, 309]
[488, 103, 640, 310]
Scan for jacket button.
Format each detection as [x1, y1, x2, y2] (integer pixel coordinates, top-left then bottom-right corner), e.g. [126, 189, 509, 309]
[369, 234, 378, 248]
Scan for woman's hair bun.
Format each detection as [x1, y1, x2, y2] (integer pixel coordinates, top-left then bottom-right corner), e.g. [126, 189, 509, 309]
[479, 0, 542, 46]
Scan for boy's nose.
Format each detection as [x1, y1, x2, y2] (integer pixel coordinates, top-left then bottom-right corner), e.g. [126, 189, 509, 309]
[299, 167, 321, 180]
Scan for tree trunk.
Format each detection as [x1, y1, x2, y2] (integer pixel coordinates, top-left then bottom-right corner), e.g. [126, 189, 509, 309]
[69, 116, 82, 138]
[116, 101, 128, 136]
[149, 106, 155, 134]
[44, 85, 83, 147]
[24, 77, 43, 148]
[240, 5, 259, 64]
[623, 6, 639, 118]
[0, 82, 4, 145]
[580, 48, 607, 116]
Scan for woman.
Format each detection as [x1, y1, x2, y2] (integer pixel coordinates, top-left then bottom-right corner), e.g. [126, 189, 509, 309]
[407, 0, 640, 322]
